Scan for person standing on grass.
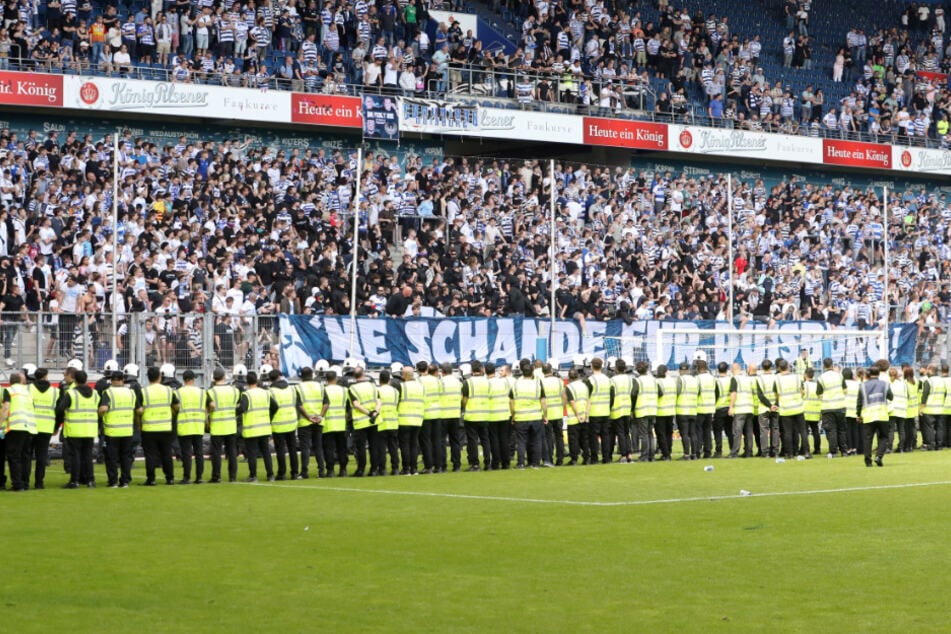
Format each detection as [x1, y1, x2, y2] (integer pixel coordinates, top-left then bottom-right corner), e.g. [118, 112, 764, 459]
[541, 363, 566, 466]
[440, 362, 465, 473]
[675, 361, 700, 461]
[918, 364, 942, 451]
[98, 370, 135, 488]
[802, 368, 822, 456]
[609, 358, 634, 463]
[320, 369, 349, 478]
[939, 365, 951, 449]
[632, 360, 661, 462]
[695, 360, 717, 460]
[655, 365, 677, 461]
[461, 360, 492, 471]
[509, 358, 548, 469]
[175, 370, 206, 485]
[295, 367, 325, 479]
[397, 366, 424, 475]
[58, 370, 99, 488]
[4, 372, 34, 492]
[584, 357, 611, 463]
[377, 369, 401, 476]
[756, 360, 780, 458]
[207, 368, 241, 483]
[565, 368, 590, 465]
[417, 361, 442, 475]
[268, 369, 300, 481]
[816, 358, 847, 457]
[712, 362, 732, 457]
[486, 362, 512, 470]
[774, 359, 806, 460]
[728, 363, 756, 458]
[857, 366, 892, 467]
[348, 365, 381, 477]
[237, 371, 274, 483]
[136, 367, 179, 486]
[29, 368, 58, 489]
[843, 368, 862, 456]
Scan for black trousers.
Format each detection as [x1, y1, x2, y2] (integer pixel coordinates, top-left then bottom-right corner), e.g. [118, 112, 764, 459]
[464, 420, 491, 468]
[380, 429, 400, 473]
[272, 430, 299, 478]
[546, 417, 565, 464]
[900, 418, 917, 453]
[141, 431, 174, 483]
[935, 414, 949, 448]
[322, 430, 348, 472]
[588, 416, 608, 462]
[419, 419, 441, 470]
[847, 417, 863, 455]
[398, 426, 420, 473]
[487, 422, 511, 469]
[712, 408, 730, 454]
[243, 435, 273, 478]
[678, 415, 698, 458]
[566, 423, 585, 461]
[68, 436, 96, 485]
[441, 417, 464, 470]
[636, 416, 656, 461]
[32, 432, 51, 487]
[0, 435, 6, 487]
[921, 413, 938, 449]
[697, 412, 713, 457]
[805, 418, 821, 454]
[353, 425, 382, 474]
[514, 420, 543, 467]
[780, 414, 807, 458]
[610, 416, 631, 459]
[821, 410, 847, 455]
[210, 434, 238, 481]
[178, 434, 205, 481]
[5, 429, 32, 490]
[104, 435, 133, 486]
[656, 415, 674, 459]
[863, 421, 890, 462]
[297, 424, 324, 476]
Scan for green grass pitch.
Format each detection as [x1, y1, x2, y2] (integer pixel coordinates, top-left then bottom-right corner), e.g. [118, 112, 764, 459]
[4, 449, 951, 632]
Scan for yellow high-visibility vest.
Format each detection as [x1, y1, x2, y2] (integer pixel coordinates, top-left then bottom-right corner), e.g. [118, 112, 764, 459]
[30, 384, 58, 435]
[176, 385, 206, 436]
[103, 386, 135, 438]
[208, 384, 240, 436]
[141, 384, 174, 433]
[6, 384, 35, 434]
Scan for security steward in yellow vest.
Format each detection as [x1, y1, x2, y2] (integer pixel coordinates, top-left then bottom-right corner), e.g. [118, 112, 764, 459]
[609, 359, 635, 463]
[509, 359, 548, 469]
[857, 366, 893, 467]
[843, 367, 862, 455]
[695, 360, 717, 459]
[541, 363, 566, 466]
[4, 373, 34, 492]
[918, 364, 941, 451]
[437, 362, 464, 472]
[676, 361, 700, 461]
[756, 359, 781, 458]
[655, 365, 679, 461]
[584, 357, 612, 463]
[802, 367, 822, 456]
[712, 362, 732, 457]
[295, 366, 326, 479]
[729, 363, 769, 458]
[236, 371, 275, 482]
[565, 368, 590, 465]
[53, 364, 79, 478]
[417, 361, 443, 475]
[175, 370, 206, 484]
[134, 366, 180, 486]
[349, 366, 382, 477]
[397, 366, 425, 475]
[98, 371, 135, 488]
[815, 358, 848, 457]
[377, 369, 401, 475]
[461, 360, 492, 471]
[268, 369, 300, 480]
[773, 359, 807, 460]
[321, 368, 350, 477]
[939, 365, 951, 449]
[631, 360, 662, 462]
[206, 368, 241, 483]
[29, 367, 58, 489]
[56, 370, 101, 487]
[485, 362, 512, 470]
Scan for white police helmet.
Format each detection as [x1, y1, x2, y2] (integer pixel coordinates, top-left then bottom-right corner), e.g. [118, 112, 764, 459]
[22, 363, 37, 378]
[390, 361, 402, 374]
[123, 363, 139, 377]
[693, 350, 708, 362]
[328, 365, 342, 378]
[103, 360, 119, 372]
[67, 359, 84, 371]
[458, 362, 472, 378]
[313, 360, 329, 373]
[260, 363, 274, 376]
[233, 363, 248, 377]
[160, 363, 176, 379]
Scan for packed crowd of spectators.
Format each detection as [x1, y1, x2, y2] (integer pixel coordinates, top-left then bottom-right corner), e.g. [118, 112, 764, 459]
[0, 123, 945, 370]
[4, 0, 951, 143]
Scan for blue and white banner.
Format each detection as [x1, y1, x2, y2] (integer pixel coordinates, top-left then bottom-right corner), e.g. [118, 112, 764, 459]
[278, 316, 917, 376]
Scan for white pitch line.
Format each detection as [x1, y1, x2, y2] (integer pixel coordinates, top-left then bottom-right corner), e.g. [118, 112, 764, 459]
[235, 479, 951, 507]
